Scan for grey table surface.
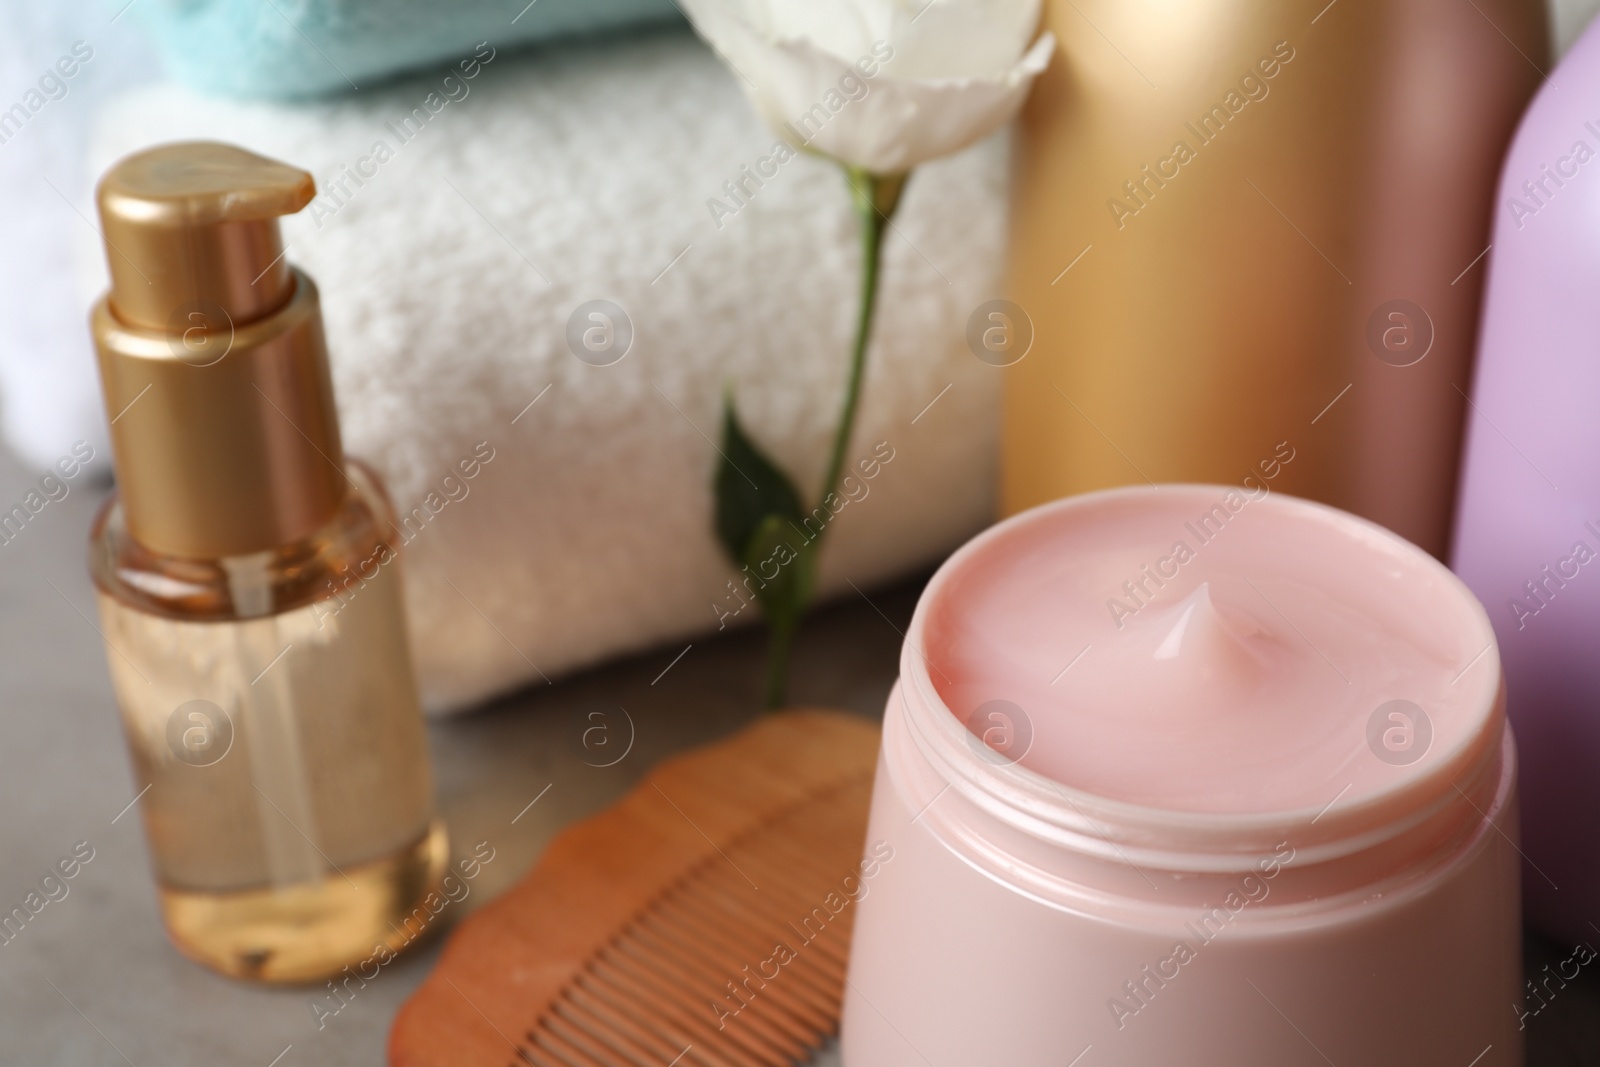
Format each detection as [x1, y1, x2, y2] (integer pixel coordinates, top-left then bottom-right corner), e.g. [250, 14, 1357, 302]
[1, 441, 1597, 1065]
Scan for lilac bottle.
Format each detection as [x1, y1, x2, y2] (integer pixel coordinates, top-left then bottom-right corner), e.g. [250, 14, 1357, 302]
[1453, 16, 1600, 943]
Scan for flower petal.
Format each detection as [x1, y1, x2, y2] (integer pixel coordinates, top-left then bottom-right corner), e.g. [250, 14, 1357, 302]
[872, 0, 1043, 79]
[808, 31, 1056, 173]
[742, 0, 1043, 79]
[679, 0, 1055, 173]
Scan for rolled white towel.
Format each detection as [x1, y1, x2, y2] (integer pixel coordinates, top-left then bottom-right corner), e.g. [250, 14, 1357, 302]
[78, 29, 1008, 714]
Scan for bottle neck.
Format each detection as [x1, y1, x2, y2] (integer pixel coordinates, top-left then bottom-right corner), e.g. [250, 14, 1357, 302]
[93, 269, 348, 560]
[90, 459, 397, 624]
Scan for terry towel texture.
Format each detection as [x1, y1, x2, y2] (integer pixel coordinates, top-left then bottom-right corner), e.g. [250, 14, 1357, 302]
[82, 30, 1008, 714]
[129, 0, 683, 99]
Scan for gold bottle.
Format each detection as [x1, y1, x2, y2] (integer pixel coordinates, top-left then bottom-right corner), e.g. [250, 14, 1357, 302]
[87, 142, 447, 982]
[1004, 0, 1546, 557]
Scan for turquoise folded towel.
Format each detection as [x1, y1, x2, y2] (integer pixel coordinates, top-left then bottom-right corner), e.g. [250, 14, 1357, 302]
[129, 0, 683, 99]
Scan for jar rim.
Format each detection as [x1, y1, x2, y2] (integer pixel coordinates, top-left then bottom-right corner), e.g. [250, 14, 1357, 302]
[898, 484, 1504, 871]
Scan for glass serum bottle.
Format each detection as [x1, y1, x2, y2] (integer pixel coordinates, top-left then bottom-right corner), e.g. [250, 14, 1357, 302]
[86, 142, 447, 982]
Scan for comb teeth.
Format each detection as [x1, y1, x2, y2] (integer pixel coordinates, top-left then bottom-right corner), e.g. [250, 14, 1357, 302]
[513, 777, 874, 1067]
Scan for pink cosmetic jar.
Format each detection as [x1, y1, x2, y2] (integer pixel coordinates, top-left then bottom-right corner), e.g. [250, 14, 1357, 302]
[841, 485, 1520, 1066]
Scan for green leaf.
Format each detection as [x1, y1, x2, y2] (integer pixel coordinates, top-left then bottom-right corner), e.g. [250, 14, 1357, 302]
[714, 396, 817, 709]
[714, 392, 805, 564]
[741, 513, 817, 626]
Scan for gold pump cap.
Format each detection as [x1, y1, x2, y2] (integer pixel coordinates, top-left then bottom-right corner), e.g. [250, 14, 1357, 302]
[99, 141, 314, 331]
[91, 142, 347, 560]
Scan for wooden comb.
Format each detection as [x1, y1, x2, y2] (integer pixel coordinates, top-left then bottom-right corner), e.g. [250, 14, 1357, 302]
[389, 709, 882, 1067]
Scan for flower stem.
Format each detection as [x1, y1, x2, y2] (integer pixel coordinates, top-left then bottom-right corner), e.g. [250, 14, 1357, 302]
[762, 612, 796, 710]
[819, 168, 903, 507]
[760, 167, 906, 711]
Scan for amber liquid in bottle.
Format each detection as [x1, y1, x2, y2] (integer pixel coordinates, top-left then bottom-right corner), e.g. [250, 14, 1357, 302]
[91, 462, 446, 982]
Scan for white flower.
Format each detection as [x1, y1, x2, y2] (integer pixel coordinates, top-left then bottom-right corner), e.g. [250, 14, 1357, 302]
[681, 0, 1055, 175]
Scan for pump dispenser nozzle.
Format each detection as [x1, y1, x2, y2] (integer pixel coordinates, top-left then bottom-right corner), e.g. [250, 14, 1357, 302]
[91, 141, 346, 560]
[98, 141, 314, 331]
